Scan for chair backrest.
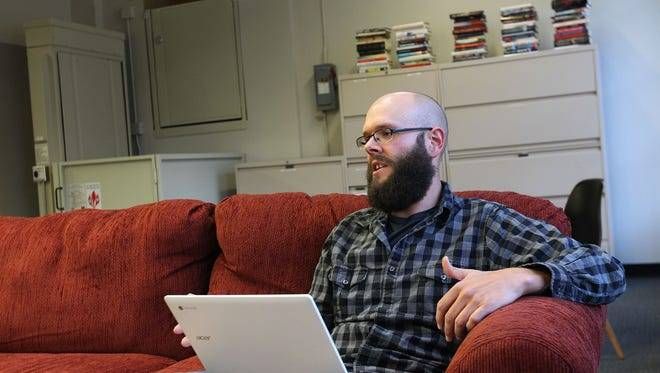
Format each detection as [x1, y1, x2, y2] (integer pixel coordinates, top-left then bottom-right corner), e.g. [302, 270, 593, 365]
[564, 178, 603, 245]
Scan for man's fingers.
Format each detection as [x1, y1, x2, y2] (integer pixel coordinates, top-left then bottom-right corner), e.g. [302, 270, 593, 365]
[443, 294, 470, 342]
[465, 305, 490, 332]
[453, 302, 480, 341]
[173, 324, 184, 334]
[436, 285, 460, 330]
[181, 336, 191, 348]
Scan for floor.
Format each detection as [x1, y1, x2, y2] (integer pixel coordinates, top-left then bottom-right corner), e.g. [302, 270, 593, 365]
[599, 265, 660, 373]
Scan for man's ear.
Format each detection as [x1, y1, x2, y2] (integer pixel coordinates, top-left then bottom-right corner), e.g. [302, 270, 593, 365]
[427, 127, 446, 157]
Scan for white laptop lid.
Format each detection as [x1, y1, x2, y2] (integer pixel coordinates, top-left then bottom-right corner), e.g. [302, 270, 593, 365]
[165, 294, 347, 373]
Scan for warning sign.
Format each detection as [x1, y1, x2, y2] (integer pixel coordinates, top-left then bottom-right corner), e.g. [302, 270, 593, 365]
[84, 183, 102, 209]
[67, 182, 103, 210]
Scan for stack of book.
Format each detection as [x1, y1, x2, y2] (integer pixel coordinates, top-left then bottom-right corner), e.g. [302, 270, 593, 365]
[552, 0, 590, 47]
[355, 27, 391, 74]
[450, 11, 487, 62]
[392, 22, 434, 68]
[500, 4, 539, 55]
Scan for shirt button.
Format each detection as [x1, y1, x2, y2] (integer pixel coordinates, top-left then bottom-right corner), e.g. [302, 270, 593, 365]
[388, 266, 396, 273]
[342, 279, 349, 285]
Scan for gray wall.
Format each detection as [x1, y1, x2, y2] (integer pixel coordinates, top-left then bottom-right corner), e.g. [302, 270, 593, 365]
[0, 43, 37, 216]
[129, 0, 330, 161]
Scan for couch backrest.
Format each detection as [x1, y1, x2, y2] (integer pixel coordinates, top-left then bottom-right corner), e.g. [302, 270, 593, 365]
[0, 200, 218, 361]
[209, 191, 570, 295]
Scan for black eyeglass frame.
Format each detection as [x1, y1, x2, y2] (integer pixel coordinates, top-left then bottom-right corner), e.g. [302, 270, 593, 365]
[355, 127, 433, 148]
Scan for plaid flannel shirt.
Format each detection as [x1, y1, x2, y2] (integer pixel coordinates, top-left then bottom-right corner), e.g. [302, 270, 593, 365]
[309, 183, 626, 372]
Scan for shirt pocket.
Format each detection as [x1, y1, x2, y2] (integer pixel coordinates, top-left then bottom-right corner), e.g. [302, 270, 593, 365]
[329, 265, 368, 290]
[328, 265, 374, 321]
[415, 262, 457, 317]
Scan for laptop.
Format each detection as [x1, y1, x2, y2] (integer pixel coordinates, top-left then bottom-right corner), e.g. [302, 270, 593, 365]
[164, 294, 347, 373]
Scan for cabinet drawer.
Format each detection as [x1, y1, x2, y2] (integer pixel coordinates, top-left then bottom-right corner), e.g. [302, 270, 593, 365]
[441, 49, 596, 107]
[346, 161, 368, 187]
[343, 116, 366, 159]
[236, 158, 345, 195]
[340, 70, 439, 116]
[449, 148, 603, 197]
[447, 94, 601, 152]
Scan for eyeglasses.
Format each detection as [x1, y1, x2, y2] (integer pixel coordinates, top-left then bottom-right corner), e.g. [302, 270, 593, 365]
[356, 127, 433, 148]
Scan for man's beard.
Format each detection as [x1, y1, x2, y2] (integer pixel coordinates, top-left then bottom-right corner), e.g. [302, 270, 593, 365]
[367, 134, 436, 213]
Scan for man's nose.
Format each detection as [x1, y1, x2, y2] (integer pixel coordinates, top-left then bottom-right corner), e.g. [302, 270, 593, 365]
[364, 136, 382, 155]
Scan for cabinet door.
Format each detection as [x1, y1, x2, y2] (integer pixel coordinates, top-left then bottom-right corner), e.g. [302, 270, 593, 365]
[447, 94, 601, 152]
[441, 49, 596, 108]
[58, 52, 129, 161]
[149, 0, 242, 127]
[236, 160, 345, 195]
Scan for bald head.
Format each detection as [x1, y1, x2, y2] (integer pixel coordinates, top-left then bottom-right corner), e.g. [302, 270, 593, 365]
[366, 92, 448, 151]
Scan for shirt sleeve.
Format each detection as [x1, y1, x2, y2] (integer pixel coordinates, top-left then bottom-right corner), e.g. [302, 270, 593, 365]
[484, 204, 626, 305]
[309, 231, 336, 331]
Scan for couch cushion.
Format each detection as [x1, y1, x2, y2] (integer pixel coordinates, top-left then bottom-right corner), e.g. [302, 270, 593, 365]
[210, 191, 569, 295]
[0, 200, 218, 360]
[210, 193, 368, 294]
[0, 353, 176, 372]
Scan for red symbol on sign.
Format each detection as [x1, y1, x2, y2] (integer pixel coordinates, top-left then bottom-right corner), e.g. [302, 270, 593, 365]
[88, 191, 100, 208]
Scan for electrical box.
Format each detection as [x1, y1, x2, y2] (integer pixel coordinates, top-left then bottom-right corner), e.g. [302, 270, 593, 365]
[314, 64, 338, 111]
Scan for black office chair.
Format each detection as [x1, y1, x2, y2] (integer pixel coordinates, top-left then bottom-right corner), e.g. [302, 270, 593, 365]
[565, 178, 625, 359]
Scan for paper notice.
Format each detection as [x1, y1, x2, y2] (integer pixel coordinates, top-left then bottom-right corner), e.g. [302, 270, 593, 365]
[67, 184, 85, 210]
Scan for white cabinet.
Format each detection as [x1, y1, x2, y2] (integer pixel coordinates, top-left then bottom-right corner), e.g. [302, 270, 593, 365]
[25, 19, 132, 216]
[334, 46, 612, 251]
[25, 19, 130, 164]
[236, 157, 346, 195]
[440, 46, 612, 251]
[53, 153, 243, 212]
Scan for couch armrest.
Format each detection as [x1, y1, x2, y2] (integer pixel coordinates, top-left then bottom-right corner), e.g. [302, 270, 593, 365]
[446, 296, 606, 373]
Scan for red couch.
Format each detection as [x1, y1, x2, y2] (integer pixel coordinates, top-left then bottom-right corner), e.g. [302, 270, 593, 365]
[0, 192, 605, 372]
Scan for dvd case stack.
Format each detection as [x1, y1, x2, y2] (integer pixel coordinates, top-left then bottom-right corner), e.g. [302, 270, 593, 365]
[552, 0, 591, 47]
[392, 22, 434, 68]
[450, 11, 487, 62]
[355, 27, 391, 74]
[500, 4, 539, 55]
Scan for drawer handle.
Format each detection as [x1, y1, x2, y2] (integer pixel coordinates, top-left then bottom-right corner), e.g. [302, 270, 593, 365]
[517, 153, 529, 157]
[406, 72, 423, 77]
[281, 164, 296, 171]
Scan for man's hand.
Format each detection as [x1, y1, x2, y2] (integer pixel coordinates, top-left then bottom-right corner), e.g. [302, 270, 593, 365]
[435, 256, 549, 343]
[173, 324, 191, 348]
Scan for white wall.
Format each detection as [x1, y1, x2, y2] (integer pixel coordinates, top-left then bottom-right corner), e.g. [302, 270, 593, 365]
[590, 1, 660, 263]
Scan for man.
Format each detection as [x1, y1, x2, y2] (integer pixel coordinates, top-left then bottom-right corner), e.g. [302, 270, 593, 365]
[306, 92, 625, 371]
[176, 92, 625, 371]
